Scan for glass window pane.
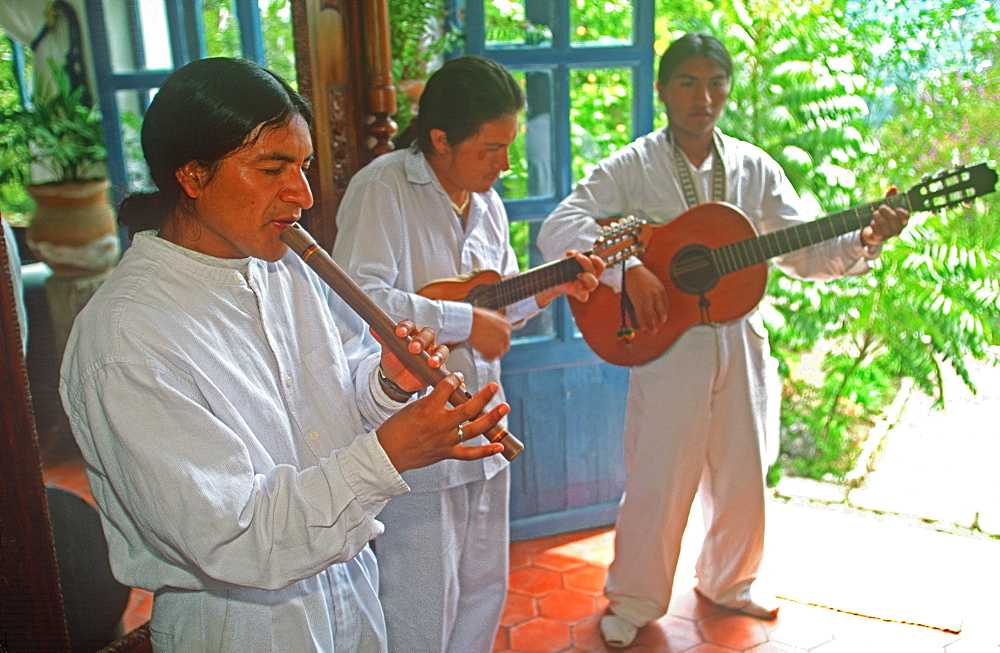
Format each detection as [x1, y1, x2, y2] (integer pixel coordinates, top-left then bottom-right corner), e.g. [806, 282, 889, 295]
[203, 1, 242, 59]
[106, 0, 174, 73]
[514, 302, 556, 340]
[570, 0, 633, 47]
[201, 1, 296, 87]
[0, 37, 33, 216]
[569, 67, 633, 183]
[495, 70, 555, 201]
[115, 89, 155, 192]
[509, 221, 556, 340]
[485, 1, 553, 49]
[259, 0, 296, 88]
[509, 220, 530, 271]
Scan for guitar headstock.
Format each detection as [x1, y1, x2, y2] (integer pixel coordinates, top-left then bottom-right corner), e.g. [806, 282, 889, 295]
[906, 162, 998, 212]
[593, 216, 654, 266]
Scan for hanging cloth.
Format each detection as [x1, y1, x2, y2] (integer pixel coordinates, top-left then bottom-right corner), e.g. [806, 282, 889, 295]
[30, 0, 91, 106]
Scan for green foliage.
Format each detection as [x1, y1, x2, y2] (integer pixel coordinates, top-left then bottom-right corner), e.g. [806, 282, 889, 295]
[260, 0, 297, 86]
[654, 0, 1000, 481]
[656, 0, 874, 211]
[570, 0, 633, 46]
[0, 59, 106, 188]
[388, 0, 462, 133]
[202, 1, 242, 61]
[565, 2, 639, 183]
[484, 1, 551, 46]
[570, 68, 633, 183]
[0, 37, 31, 216]
[202, 0, 297, 87]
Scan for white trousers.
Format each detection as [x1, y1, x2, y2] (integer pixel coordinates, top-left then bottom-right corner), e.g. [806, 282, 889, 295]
[373, 467, 510, 653]
[606, 317, 777, 626]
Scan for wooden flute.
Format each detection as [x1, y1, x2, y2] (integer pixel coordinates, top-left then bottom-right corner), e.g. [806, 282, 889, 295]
[280, 223, 524, 461]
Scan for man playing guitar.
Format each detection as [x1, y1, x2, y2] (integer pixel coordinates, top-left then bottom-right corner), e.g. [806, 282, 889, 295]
[537, 32, 909, 649]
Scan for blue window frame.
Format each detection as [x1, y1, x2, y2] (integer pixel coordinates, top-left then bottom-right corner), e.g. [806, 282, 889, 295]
[456, 1, 656, 538]
[83, 0, 278, 206]
[455, 0, 656, 366]
[461, 0, 656, 222]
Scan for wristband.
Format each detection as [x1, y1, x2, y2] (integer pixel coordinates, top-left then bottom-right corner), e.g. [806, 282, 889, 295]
[378, 365, 416, 402]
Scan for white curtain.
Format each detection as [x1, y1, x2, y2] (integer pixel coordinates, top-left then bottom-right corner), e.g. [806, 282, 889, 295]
[0, 1, 73, 97]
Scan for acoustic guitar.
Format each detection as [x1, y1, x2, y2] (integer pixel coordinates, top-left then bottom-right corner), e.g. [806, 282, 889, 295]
[569, 162, 998, 367]
[417, 215, 651, 310]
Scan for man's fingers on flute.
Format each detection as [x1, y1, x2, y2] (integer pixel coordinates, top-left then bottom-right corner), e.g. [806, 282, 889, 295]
[450, 442, 505, 460]
[406, 327, 433, 354]
[454, 381, 502, 421]
[461, 396, 509, 434]
[425, 343, 449, 368]
[428, 371, 465, 402]
[448, 403, 509, 460]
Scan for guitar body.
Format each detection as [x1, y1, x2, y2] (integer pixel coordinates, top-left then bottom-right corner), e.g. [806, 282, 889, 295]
[569, 202, 768, 367]
[418, 269, 503, 306]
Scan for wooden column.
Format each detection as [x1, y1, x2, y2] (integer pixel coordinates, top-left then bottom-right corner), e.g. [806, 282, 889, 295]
[0, 233, 70, 651]
[363, 0, 397, 156]
[290, 0, 397, 252]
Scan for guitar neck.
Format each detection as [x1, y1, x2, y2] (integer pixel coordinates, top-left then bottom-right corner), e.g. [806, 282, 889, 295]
[713, 192, 914, 275]
[475, 256, 585, 310]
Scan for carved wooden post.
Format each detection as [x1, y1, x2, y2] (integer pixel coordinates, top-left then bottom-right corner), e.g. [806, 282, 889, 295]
[363, 0, 397, 156]
[290, 0, 397, 252]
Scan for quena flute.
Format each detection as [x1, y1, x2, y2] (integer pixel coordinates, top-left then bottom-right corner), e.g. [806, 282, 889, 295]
[280, 223, 524, 461]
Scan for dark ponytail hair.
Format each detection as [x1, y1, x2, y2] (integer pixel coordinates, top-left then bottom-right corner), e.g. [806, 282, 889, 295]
[657, 32, 733, 87]
[414, 56, 525, 156]
[119, 58, 312, 237]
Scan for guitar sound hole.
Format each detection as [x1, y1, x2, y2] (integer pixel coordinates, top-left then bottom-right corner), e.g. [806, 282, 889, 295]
[670, 244, 719, 296]
[466, 285, 493, 308]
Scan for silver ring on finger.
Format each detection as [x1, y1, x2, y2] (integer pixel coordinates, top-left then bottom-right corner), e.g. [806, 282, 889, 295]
[457, 424, 467, 443]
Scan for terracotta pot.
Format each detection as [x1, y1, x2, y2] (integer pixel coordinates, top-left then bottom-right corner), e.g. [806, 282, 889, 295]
[25, 180, 120, 277]
[396, 78, 426, 103]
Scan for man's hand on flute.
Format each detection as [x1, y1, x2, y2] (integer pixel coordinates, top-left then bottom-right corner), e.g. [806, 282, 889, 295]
[374, 320, 508, 472]
[376, 319, 450, 392]
[377, 373, 508, 472]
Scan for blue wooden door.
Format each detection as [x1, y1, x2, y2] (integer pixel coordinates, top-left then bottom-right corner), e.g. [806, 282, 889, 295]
[460, 0, 657, 540]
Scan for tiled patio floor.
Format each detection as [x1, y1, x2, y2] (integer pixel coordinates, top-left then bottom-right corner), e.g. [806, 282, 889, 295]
[42, 459, 998, 653]
[494, 527, 993, 653]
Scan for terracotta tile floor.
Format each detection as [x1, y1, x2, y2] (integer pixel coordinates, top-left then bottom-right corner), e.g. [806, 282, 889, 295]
[42, 460, 993, 652]
[494, 528, 990, 653]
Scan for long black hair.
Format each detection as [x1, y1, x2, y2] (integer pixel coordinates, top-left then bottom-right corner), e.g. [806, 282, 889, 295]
[658, 32, 734, 86]
[413, 56, 525, 156]
[118, 58, 312, 236]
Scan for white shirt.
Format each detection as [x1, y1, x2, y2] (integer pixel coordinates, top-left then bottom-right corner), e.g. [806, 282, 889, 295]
[539, 127, 875, 292]
[60, 232, 409, 652]
[333, 147, 534, 490]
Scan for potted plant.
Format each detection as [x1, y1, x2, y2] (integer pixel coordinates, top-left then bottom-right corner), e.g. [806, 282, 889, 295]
[0, 59, 118, 277]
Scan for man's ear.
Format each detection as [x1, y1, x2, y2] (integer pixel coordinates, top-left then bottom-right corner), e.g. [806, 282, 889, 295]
[429, 128, 451, 156]
[175, 161, 204, 198]
[655, 81, 668, 105]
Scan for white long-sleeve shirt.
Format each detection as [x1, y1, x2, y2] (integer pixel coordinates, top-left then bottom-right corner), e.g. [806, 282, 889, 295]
[333, 146, 533, 491]
[539, 127, 877, 291]
[60, 232, 409, 652]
